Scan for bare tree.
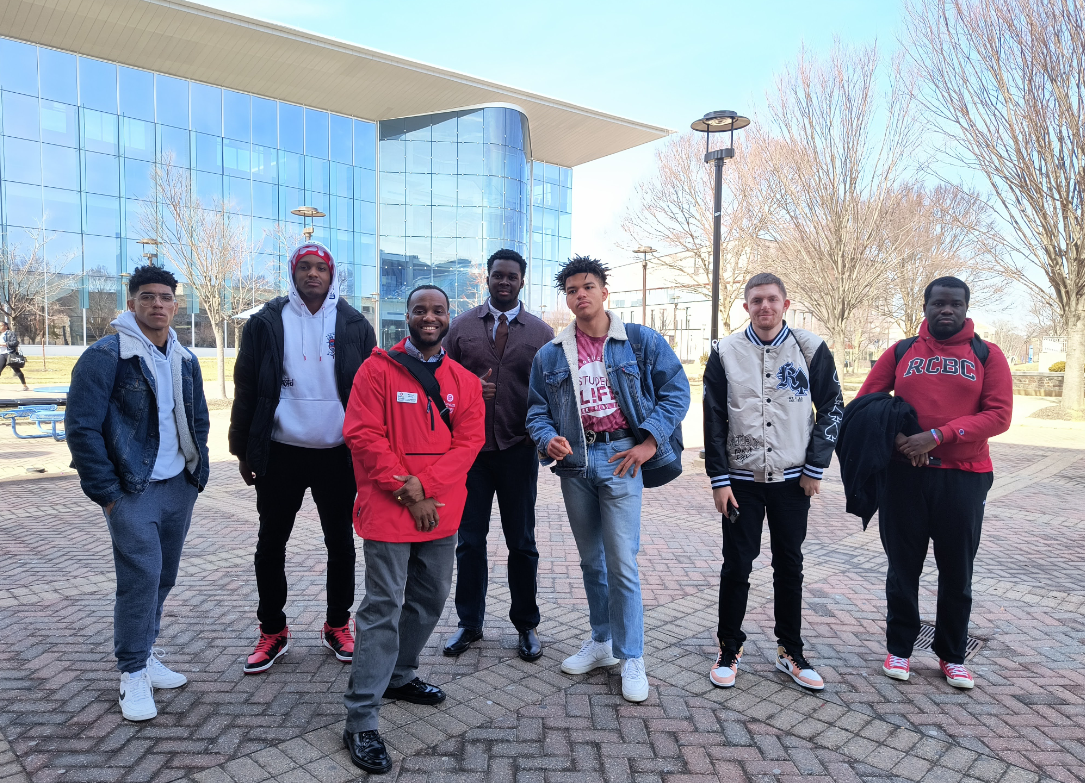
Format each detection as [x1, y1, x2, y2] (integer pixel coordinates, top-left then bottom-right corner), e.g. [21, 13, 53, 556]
[0, 225, 78, 347]
[905, 0, 1085, 410]
[756, 42, 916, 372]
[139, 153, 252, 399]
[86, 265, 120, 342]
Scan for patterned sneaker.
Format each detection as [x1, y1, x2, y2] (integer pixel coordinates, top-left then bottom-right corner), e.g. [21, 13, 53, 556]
[621, 657, 650, 703]
[244, 626, 290, 674]
[882, 654, 910, 681]
[709, 647, 742, 688]
[561, 638, 620, 675]
[119, 668, 156, 721]
[322, 621, 354, 663]
[146, 649, 187, 688]
[940, 660, 974, 689]
[776, 646, 825, 690]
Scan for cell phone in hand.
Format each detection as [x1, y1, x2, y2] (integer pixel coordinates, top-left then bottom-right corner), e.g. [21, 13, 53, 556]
[727, 504, 740, 524]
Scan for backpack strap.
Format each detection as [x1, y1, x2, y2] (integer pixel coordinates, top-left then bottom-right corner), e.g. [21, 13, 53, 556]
[387, 350, 452, 431]
[970, 335, 989, 364]
[893, 336, 920, 365]
[892, 334, 988, 365]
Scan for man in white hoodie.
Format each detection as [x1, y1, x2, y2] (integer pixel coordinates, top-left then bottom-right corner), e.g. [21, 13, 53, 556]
[230, 243, 377, 673]
[66, 265, 210, 722]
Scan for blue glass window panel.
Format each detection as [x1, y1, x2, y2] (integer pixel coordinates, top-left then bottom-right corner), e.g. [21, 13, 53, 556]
[560, 213, 572, 238]
[380, 139, 405, 173]
[356, 235, 376, 268]
[84, 235, 120, 272]
[304, 108, 329, 159]
[458, 176, 484, 208]
[223, 139, 250, 176]
[279, 151, 304, 189]
[354, 201, 376, 234]
[353, 120, 375, 169]
[84, 151, 119, 196]
[303, 191, 329, 215]
[155, 74, 188, 128]
[42, 144, 80, 190]
[458, 143, 484, 176]
[458, 111, 483, 143]
[251, 181, 276, 219]
[119, 67, 154, 121]
[432, 206, 457, 238]
[190, 83, 221, 135]
[405, 173, 430, 205]
[506, 111, 524, 150]
[332, 163, 353, 198]
[158, 125, 189, 167]
[3, 91, 39, 139]
[458, 207, 483, 238]
[121, 117, 155, 160]
[333, 196, 353, 231]
[429, 113, 457, 143]
[354, 167, 375, 202]
[0, 39, 38, 96]
[406, 141, 430, 174]
[380, 203, 405, 236]
[379, 171, 405, 204]
[431, 174, 456, 207]
[124, 203, 145, 241]
[38, 49, 77, 104]
[123, 158, 154, 200]
[251, 145, 277, 182]
[545, 162, 561, 185]
[531, 179, 543, 206]
[484, 145, 506, 178]
[306, 156, 329, 194]
[505, 149, 526, 181]
[195, 172, 222, 204]
[431, 142, 456, 175]
[41, 186, 81, 232]
[558, 185, 572, 212]
[379, 117, 405, 141]
[483, 177, 503, 208]
[251, 219, 277, 251]
[4, 182, 41, 226]
[4, 138, 41, 184]
[484, 108, 504, 145]
[532, 206, 544, 230]
[82, 109, 117, 154]
[40, 100, 78, 147]
[278, 102, 302, 153]
[559, 166, 572, 189]
[225, 176, 251, 214]
[484, 208, 503, 239]
[194, 133, 222, 173]
[405, 237, 430, 265]
[330, 114, 351, 164]
[458, 236, 482, 267]
[221, 90, 250, 142]
[279, 186, 302, 218]
[44, 230, 82, 268]
[82, 193, 120, 236]
[431, 235, 456, 262]
[78, 58, 116, 113]
[251, 96, 276, 147]
[406, 205, 429, 236]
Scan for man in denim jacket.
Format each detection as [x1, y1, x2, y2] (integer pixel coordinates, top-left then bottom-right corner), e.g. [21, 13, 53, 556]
[526, 255, 689, 703]
[66, 265, 210, 722]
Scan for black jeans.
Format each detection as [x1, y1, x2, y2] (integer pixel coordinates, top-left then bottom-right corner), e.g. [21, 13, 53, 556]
[879, 462, 993, 664]
[254, 441, 357, 634]
[454, 438, 540, 631]
[717, 478, 811, 655]
[0, 354, 25, 384]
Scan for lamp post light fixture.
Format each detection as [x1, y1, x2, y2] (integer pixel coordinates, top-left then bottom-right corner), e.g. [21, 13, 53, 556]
[690, 110, 750, 342]
[634, 245, 656, 326]
[136, 238, 159, 265]
[290, 206, 326, 241]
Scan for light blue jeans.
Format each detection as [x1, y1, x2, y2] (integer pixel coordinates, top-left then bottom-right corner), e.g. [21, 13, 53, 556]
[559, 436, 644, 659]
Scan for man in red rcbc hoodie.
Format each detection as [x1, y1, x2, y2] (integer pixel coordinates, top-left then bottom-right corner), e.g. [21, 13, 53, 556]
[858, 276, 1012, 691]
[340, 285, 485, 774]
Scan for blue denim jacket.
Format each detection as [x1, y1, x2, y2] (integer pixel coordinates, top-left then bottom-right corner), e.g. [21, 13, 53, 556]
[526, 313, 690, 477]
[66, 334, 211, 506]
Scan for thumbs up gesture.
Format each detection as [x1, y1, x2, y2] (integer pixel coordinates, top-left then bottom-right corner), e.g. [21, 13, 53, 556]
[479, 368, 497, 400]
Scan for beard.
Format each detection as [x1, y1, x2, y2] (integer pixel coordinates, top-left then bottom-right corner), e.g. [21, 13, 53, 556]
[928, 319, 963, 340]
[408, 322, 449, 349]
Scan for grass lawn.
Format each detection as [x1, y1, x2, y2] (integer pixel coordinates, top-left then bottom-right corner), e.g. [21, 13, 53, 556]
[6, 354, 236, 389]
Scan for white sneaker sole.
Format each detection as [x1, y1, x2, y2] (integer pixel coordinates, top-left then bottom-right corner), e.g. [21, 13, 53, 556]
[119, 698, 157, 721]
[322, 637, 353, 663]
[945, 676, 974, 689]
[775, 659, 825, 690]
[149, 672, 187, 689]
[561, 655, 619, 675]
[244, 641, 289, 674]
[710, 669, 737, 688]
[622, 683, 649, 703]
[882, 665, 910, 681]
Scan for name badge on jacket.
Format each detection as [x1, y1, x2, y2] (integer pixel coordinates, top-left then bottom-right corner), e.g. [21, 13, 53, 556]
[396, 392, 418, 403]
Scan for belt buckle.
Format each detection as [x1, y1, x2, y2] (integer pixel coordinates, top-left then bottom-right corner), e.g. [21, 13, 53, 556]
[585, 430, 596, 445]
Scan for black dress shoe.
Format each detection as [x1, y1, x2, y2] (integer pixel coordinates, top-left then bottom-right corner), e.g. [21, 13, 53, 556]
[342, 729, 392, 774]
[443, 626, 483, 656]
[382, 677, 446, 705]
[518, 627, 543, 662]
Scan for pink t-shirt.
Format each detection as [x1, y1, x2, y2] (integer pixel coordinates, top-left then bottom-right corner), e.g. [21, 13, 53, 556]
[575, 329, 630, 432]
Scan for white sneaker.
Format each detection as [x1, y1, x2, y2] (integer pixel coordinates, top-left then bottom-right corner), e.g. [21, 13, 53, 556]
[775, 646, 825, 690]
[621, 657, 650, 703]
[561, 638, 620, 675]
[119, 669, 157, 721]
[147, 650, 187, 689]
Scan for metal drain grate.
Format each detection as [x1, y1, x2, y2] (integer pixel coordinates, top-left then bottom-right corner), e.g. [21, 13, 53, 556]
[913, 622, 984, 661]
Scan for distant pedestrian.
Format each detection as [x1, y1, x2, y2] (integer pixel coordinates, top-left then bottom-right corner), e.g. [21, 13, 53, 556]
[341, 285, 485, 774]
[229, 243, 376, 673]
[0, 321, 29, 390]
[702, 272, 843, 691]
[443, 249, 553, 662]
[66, 265, 210, 721]
[858, 276, 1011, 690]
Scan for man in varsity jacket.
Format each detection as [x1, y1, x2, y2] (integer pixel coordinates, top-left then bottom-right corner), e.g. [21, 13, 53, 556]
[858, 276, 1011, 690]
[703, 272, 843, 691]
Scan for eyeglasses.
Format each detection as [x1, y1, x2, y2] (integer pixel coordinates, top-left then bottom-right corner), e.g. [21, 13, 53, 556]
[136, 293, 176, 305]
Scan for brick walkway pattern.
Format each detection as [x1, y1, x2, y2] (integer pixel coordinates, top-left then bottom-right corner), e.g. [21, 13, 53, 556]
[0, 435, 1082, 783]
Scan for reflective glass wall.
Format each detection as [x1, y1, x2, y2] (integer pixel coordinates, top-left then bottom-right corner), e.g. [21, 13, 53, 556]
[377, 108, 530, 347]
[528, 161, 572, 323]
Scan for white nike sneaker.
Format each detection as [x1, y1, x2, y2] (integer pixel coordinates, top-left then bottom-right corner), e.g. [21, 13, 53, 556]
[561, 638, 620, 675]
[621, 657, 650, 703]
[147, 650, 187, 689]
[119, 669, 157, 721]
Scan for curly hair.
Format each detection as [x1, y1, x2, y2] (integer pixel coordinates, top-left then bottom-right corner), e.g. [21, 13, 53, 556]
[128, 265, 179, 295]
[554, 255, 609, 291]
[487, 248, 527, 276]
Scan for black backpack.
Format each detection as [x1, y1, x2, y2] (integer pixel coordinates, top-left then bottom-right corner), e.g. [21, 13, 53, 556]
[892, 334, 989, 366]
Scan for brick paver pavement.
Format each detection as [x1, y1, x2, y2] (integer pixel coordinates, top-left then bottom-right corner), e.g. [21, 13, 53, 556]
[0, 413, 1081, 782]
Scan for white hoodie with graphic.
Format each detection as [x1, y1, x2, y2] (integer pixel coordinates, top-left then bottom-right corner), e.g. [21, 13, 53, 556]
[271, 260, 344, 449]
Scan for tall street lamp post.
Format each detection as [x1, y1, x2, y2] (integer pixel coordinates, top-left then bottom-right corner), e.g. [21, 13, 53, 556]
[634, 245, 655, 326]
[690, 111, 750, 342]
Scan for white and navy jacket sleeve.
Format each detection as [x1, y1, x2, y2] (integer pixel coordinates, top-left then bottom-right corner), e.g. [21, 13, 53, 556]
[702, 349, 731, 489]
[803, 341, 843, 480]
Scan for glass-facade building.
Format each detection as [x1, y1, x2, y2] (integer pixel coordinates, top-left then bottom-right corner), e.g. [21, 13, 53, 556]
[0, 36, 571, 349]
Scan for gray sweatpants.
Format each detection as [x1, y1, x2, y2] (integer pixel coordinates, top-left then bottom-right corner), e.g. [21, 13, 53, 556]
[343, 534, 456, 732]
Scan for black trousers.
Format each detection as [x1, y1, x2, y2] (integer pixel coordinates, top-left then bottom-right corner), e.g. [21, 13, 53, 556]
[0, 354, 25, 384]
[717, 478, 810, 655]
[454, 438, 540, 631]
[254, 441, 357, 634]
[879, 462, 992, 664]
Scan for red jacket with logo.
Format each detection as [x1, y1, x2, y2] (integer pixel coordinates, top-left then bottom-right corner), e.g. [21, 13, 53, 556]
[858, 319, 1012, 473]
[343, 340, 485, 542]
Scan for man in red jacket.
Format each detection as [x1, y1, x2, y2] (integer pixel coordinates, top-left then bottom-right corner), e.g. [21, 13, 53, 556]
[340, 285, 485, 774]
[858, 276, 1012, 691]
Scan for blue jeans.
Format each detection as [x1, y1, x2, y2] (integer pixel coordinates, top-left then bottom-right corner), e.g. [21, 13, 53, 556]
[104, 472, 198, 673]
[559, 436, 644, 659]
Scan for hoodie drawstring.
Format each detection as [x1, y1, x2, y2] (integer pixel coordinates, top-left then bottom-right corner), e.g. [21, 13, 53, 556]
[301, 306, 327, 362]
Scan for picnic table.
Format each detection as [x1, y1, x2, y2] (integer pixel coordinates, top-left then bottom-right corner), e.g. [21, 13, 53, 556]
[32, 385, 70, 394]
[0, 405, 66, 441]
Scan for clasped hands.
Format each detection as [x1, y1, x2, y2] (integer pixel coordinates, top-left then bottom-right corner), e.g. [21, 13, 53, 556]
[546, 433, 658, 478]
[392, 474, 444, 532]
[895, 430, 940, 467]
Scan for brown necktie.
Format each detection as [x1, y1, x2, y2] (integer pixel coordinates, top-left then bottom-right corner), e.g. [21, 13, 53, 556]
[494, 313, 509, 359]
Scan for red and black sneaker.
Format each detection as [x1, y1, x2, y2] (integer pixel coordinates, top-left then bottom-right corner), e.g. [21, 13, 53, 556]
[322, 621, 355, 663]
[244, 626, 290, 674]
